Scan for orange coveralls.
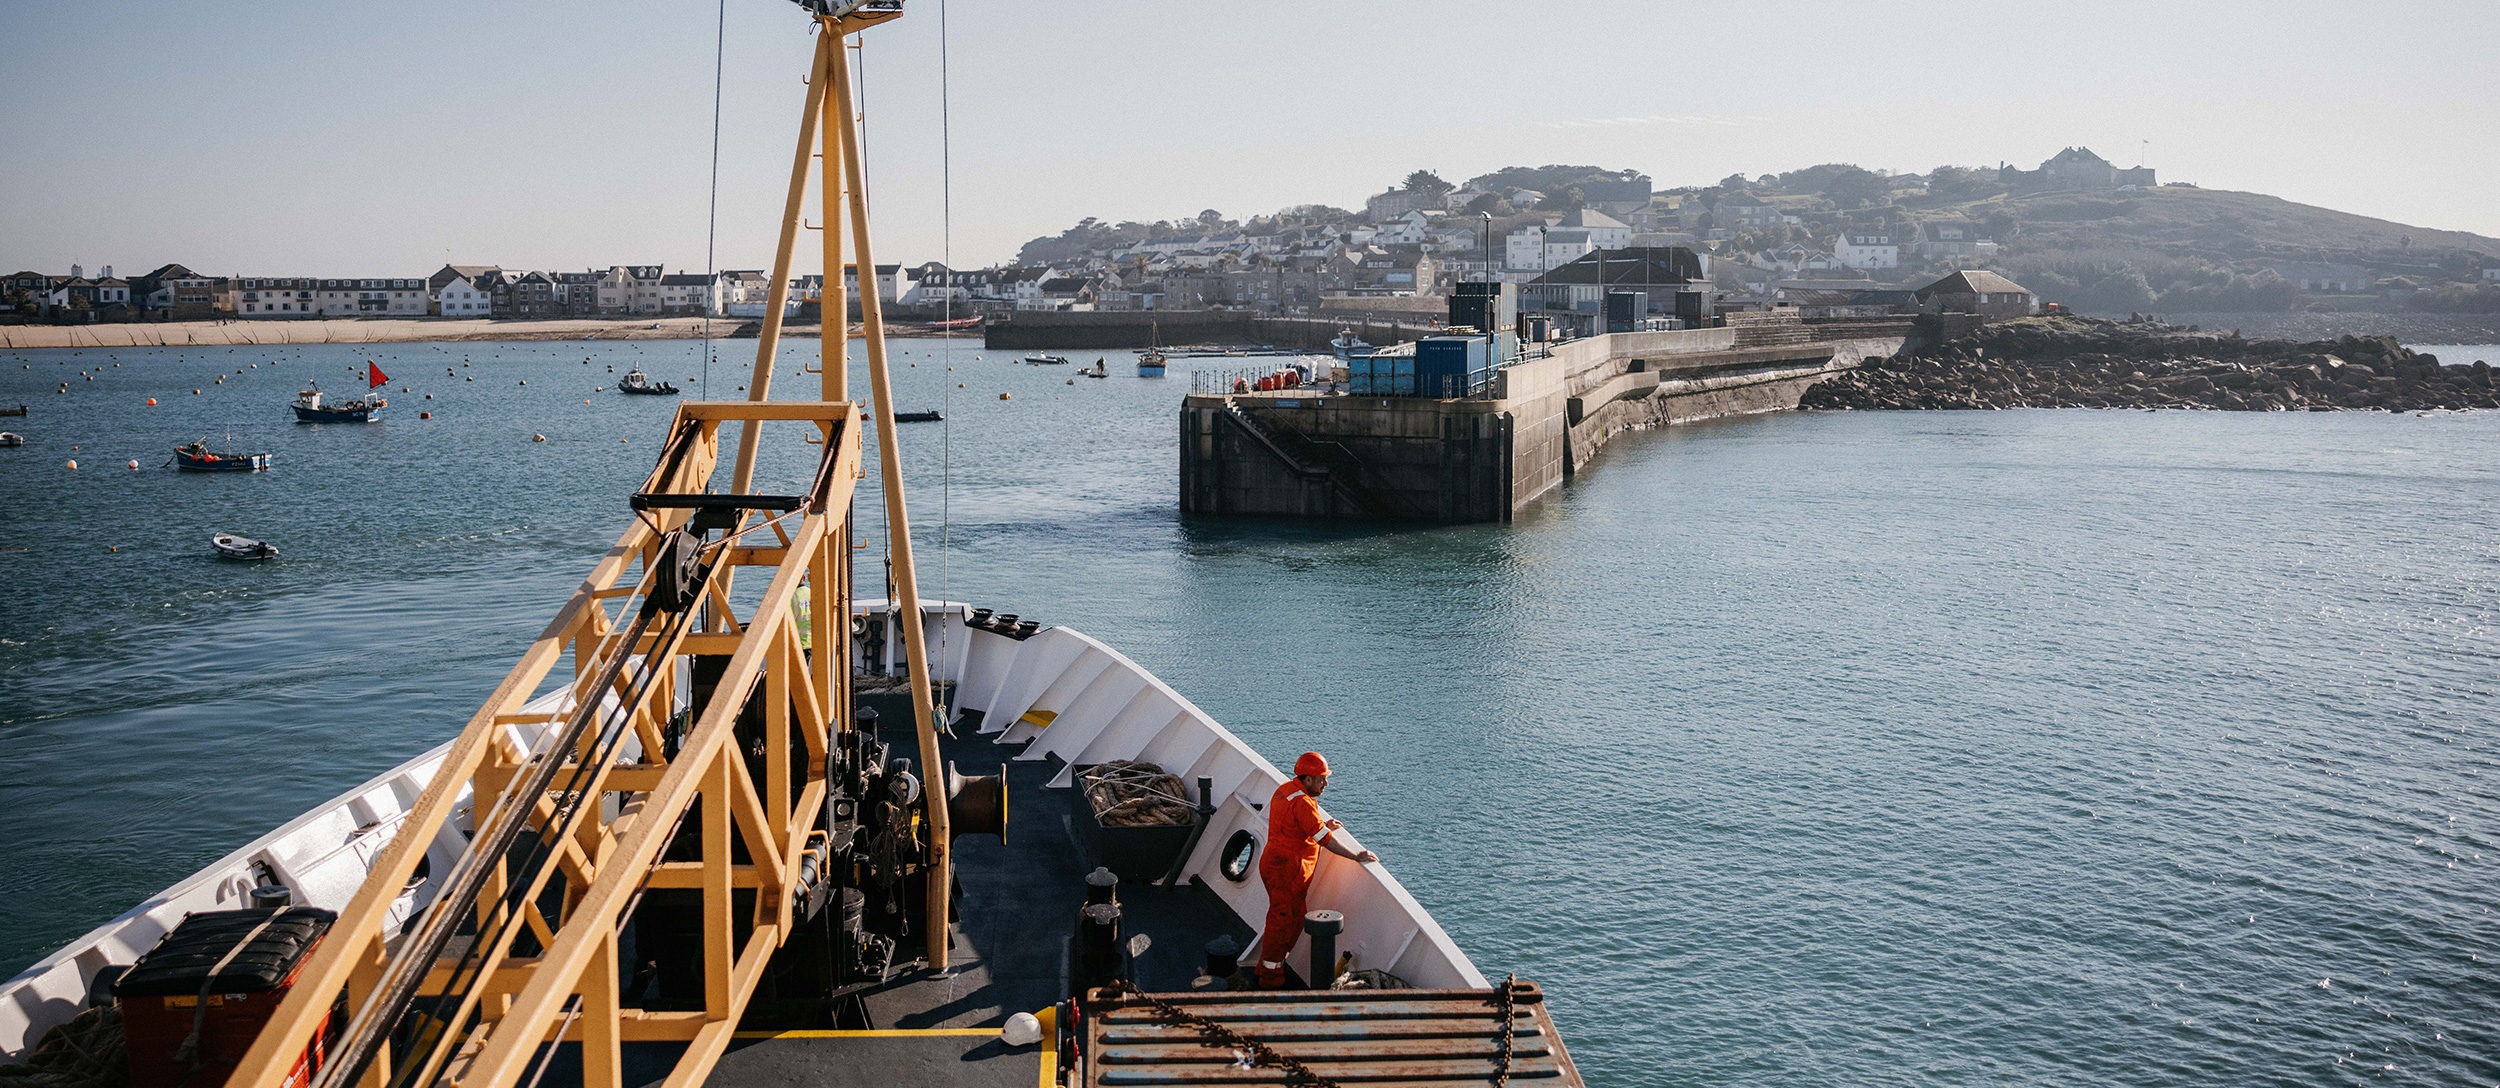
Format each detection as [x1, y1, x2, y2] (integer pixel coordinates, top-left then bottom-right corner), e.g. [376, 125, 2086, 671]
[1257, 779, 1343, 975]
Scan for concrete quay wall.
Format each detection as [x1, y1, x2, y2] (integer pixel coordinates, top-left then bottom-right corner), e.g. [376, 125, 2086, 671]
[1179, 318, 1918, 523]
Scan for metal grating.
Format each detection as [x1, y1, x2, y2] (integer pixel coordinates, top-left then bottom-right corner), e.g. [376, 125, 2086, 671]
[1082, 983, 1586, 1086]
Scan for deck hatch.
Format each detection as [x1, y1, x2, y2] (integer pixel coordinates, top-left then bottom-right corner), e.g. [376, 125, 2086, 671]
[1081, 983, 1585, 1086]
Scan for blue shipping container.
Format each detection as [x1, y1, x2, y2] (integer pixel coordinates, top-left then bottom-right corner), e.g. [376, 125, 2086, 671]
[1415, 336, 1490, 397]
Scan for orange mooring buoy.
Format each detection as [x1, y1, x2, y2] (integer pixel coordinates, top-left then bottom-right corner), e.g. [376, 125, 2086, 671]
[146, 398, 157, 406]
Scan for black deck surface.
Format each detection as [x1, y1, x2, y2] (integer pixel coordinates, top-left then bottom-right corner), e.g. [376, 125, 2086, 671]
[712, 1032, 1037, 1088]
[858, 729, 1258, 1029]
[643, 728, 1254, 1088]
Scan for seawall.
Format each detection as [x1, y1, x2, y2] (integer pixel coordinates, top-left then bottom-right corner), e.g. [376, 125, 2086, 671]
[1180, 316, 1915, 523]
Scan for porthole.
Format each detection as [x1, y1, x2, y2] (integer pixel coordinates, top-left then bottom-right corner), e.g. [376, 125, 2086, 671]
[1219, 829, 1258, 883]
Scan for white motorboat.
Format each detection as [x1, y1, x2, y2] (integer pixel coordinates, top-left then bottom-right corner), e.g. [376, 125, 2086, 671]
[210, 532, 279, 560]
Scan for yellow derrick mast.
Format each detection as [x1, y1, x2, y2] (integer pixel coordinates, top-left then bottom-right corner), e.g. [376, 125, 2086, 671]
[223, 5, 957, 1088]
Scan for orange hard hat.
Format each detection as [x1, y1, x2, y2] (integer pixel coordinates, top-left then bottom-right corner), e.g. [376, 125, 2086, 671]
[1294, 751, 1330, 777]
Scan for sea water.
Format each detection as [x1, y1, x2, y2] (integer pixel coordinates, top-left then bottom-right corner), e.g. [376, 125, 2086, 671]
[2, 339, 2494, 1085]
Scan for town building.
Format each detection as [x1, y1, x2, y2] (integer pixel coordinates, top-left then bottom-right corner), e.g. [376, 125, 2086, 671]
[133, 263, 229, 318]
[657, 274, 712, 314]
[1912, 221, 1998, 261]
[1363, 187, 1431, 222]
[238, 278, 316, 316]
[898, 263, 968, 307]
[2002, 147, 2155, 191]
[438, 275, 493, 316]
[1914, 270, 2037, 317]
[1579, 179, 1654, 219]
[596, 265, 666, 314]
[1833, 231, 1899, 270]
[2267, 263, 2371, 293]
[307, 278, 429, 316]
[840, 263, 901, 304]
[1521, 247, 1713, 331]
[429, 264, 501, 293]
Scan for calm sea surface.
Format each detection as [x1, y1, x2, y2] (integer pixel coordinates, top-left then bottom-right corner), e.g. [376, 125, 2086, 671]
[3, 338, 2495, 1086]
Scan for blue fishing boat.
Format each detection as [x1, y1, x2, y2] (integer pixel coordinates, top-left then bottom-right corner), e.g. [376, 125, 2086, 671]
[172, 440, 270, 472]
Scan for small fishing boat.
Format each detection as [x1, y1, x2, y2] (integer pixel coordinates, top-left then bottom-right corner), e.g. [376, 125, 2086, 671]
[892, 410, 944, 423]
[0, 404, 26, 417]
[1082, 358, 1109, 378]
[1021, 353, 1069, 365]
[1330, 328, 1374, 357]
[0, 432, 22, 447]
[292, 364, 387, 422]
[210, 532, 279, 560]
[616, 367, 679, 395]
[172, 439, 271, 472]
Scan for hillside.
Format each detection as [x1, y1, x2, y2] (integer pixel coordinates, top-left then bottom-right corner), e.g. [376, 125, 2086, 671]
[1004, 156, 2500, 317]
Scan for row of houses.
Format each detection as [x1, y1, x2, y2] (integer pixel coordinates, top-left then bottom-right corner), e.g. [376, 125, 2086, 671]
[3, 261, 907, 323]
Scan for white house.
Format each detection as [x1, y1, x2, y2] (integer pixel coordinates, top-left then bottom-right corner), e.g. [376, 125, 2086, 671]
[2267, 263, 2370, 293]
[1555, 208, 1633, 249]
[1833, 231, 1899, 270]
[597, 265, 666, 313]
[840, 263, 901, 304]
[2483, 267, 2500, 282]
[657, 274, 712, 314]
[437, 276, 491, 316]
[1375, 210, 1441, 246]
[1503, 224, 1599, 273]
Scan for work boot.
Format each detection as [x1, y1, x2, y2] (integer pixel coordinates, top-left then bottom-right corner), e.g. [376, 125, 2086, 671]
[1255, 965, 1290, 991]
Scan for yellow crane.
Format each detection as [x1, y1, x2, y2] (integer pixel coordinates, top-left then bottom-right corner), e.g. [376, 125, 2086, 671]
[223, 5, 960, 1088]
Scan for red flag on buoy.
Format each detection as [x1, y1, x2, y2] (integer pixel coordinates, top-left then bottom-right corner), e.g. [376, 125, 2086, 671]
[368, 363, 390, 388]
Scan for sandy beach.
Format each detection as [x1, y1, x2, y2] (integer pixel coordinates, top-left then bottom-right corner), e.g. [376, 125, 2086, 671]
[0, 316, 925, 351]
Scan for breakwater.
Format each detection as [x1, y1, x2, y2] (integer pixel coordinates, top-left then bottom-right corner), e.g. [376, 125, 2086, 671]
[1803, 317, 2500, 412]
[1180, 316, 1915, 522]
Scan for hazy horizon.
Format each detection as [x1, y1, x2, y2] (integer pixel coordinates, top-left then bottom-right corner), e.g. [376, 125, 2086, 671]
[4, 0, 2494, 278]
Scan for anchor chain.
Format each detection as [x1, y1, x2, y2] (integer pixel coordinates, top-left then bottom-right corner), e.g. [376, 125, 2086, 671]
[1491, 973, 1520, 1087]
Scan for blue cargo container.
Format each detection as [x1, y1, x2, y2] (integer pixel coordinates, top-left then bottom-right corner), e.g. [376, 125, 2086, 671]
[1415, 336, 1492, 397]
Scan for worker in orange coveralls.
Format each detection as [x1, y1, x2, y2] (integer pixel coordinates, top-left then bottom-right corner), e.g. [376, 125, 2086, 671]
[1256, 751, 1377, 989]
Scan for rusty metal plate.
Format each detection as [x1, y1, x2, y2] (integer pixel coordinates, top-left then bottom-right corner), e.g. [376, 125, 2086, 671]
[1080, 982, 1585, 1086]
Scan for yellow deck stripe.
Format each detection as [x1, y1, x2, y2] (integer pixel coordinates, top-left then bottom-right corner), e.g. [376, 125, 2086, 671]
[730, 1028, 996, 1039]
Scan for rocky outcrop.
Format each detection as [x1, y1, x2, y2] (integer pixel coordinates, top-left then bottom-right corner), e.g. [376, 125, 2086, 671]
[1802, 316, 2498, 412]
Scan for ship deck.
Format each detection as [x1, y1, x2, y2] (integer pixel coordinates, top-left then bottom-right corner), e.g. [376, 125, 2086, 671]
[605, 729, 1259, 1088]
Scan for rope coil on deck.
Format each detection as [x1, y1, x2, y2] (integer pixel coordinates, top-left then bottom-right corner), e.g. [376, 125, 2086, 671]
[0, 1006, 128, 1088]
[1078, 761, 1195, 827]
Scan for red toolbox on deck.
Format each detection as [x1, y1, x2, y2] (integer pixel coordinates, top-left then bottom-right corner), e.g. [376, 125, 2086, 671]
[114, 907, 342, 1088]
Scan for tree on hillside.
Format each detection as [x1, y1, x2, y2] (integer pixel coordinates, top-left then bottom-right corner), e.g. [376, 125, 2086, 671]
[1464, 165, 1644, 197]
[1823, 166, 1894, 208]
[1403, 170, 1453, 202]
[1928, 165, 1995, 200]
[1460, 191, 1507, 216]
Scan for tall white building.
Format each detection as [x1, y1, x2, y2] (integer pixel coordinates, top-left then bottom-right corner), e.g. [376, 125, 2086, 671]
[1834, 232, 1899, 270]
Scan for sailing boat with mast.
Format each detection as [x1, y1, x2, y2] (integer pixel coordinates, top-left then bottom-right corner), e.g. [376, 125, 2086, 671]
[1137, 319, 1168, 376]
[291, 362, 389, 422]
[0, 4, 1588, 1087]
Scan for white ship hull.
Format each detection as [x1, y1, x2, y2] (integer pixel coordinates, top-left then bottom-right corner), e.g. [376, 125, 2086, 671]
[1, 601, 1481, 1060]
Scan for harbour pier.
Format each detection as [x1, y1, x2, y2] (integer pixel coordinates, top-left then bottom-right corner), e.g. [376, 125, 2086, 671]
[1179, 312, 1918, 522]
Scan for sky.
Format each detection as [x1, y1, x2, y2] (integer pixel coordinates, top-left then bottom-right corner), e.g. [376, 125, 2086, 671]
[4, 0, 2494, 278]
